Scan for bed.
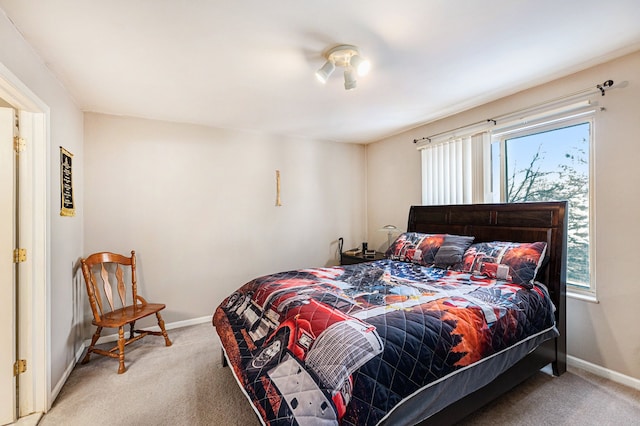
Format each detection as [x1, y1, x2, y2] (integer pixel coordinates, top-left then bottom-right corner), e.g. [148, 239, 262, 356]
[213, 202, 567, 425]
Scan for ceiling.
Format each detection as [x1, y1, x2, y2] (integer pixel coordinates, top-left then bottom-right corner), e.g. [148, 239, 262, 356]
[2, 1, 640, 144]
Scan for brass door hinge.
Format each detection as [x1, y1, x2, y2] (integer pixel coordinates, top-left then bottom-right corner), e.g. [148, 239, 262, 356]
[13, 359, 27, 376]
[13, 248, 26, 263]
[13, 136, 25, 153]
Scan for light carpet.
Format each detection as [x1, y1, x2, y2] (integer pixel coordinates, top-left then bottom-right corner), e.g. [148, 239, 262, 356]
[39, 323, 640, 425]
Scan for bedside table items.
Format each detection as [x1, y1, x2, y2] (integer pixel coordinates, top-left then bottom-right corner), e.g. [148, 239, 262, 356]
[338, 237, 386, 264]
[360, 243, 377, 257]
[340, 250, 385, 265]
[343, 248, 362, 256]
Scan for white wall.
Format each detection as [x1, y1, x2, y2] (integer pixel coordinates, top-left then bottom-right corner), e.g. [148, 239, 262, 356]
[0, 11, 84, 403]
[83, 113, 366, 326]
[366, 51, 640, 381]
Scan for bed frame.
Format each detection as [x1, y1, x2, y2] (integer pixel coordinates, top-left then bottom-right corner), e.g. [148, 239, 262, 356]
[406, 201, 567, 425]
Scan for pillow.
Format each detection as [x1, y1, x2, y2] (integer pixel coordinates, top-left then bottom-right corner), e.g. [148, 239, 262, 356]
[384, 232, 446, 266]
[433, 234, 475, 268]
[459, 241, 548, 287]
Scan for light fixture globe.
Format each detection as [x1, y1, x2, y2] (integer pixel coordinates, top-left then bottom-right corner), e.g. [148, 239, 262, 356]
[316, 44, 370, 90]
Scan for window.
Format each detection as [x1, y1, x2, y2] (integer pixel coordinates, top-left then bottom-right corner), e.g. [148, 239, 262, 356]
[491, 114, 593, 291]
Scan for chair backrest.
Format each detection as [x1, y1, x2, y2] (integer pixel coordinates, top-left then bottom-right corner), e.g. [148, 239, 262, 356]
[81, 250, 140, 322]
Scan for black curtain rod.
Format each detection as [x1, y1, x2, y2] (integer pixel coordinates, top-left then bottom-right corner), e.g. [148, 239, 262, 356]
[413, 79, 614, 144]
[413, 119, 496, 145]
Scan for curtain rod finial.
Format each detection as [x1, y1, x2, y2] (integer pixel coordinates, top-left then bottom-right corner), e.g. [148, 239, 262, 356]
[597, 79, 614, 96]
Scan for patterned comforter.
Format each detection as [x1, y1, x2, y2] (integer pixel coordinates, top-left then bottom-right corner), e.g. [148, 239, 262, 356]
[213, 259, 557, 425]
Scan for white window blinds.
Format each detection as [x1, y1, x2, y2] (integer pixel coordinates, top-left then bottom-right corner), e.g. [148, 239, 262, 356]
[419, 132, 490, 205]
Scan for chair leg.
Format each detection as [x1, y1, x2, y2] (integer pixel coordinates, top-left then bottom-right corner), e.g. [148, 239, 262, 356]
[117, 326, 126, 374]
[82, 326, 102, 364]
[129, 321, 136, 340]
[156, 312, 172, 346]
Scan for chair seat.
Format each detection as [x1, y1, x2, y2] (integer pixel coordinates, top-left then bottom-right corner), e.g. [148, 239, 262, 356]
[94, 303, 166, 328]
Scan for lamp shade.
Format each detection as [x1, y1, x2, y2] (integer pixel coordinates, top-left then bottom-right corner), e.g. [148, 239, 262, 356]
[315, 60, 335, 84]
[350, 54, 371, 76]
[344, 68, 357, 90]
[378, 225, 401, 249]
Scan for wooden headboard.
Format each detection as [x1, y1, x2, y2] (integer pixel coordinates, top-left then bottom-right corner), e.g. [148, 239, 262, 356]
[407, 201, 567, 375]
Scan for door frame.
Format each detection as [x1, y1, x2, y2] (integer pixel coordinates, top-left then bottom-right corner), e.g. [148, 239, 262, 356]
[0, 103, 17, 425]
[0, 62, 50, 417]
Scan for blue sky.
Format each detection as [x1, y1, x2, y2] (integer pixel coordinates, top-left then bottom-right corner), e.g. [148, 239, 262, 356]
[492, 122, 590, 198]
[506, 122, 589, 176]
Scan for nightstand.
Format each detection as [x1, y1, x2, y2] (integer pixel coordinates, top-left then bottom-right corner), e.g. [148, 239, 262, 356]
[340, 251, 386, 265]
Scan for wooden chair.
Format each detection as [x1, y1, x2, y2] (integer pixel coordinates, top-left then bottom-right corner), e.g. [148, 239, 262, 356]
[80, 250, 172, 373]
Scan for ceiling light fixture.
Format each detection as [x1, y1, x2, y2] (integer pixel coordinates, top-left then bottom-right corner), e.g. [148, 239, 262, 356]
[315, 44, 370, 90]
[315, 60, 335, 84]
[344, 68, 357, 90]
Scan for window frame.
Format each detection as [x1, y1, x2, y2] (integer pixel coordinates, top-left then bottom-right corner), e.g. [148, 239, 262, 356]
[490, 111, 597, 298]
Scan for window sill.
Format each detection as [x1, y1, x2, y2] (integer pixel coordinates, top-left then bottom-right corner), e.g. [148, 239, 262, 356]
[567, 290, 599, 304]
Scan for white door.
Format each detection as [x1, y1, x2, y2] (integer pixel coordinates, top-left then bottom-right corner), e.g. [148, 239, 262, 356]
[0, 106, 16, 424]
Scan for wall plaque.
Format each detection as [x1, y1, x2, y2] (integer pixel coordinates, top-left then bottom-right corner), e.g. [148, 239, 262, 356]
[60, 147, 75, 217]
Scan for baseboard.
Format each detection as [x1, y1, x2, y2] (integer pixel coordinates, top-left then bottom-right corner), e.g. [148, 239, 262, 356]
[14, 411, 43, 426]
[51, 343, 86, 405]
[567, 355, 640, 391]
[51, 315, 213, 406]
[82, 315, 213, 347]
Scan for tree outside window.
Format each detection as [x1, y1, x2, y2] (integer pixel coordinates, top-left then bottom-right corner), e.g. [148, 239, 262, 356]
[493, 121, 591, 288]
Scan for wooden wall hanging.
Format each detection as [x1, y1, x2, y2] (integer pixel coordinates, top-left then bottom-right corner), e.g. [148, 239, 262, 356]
[275, 170, 282, 206]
